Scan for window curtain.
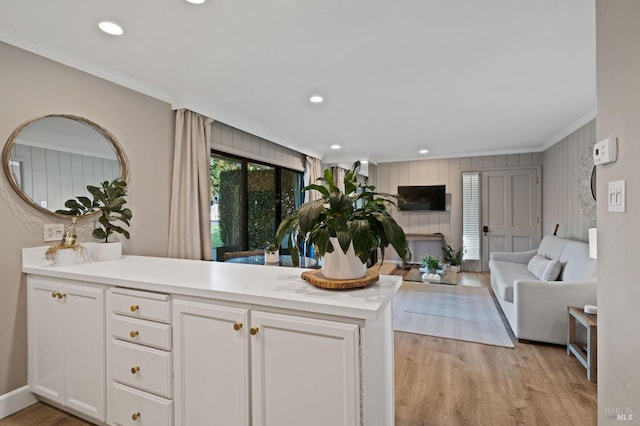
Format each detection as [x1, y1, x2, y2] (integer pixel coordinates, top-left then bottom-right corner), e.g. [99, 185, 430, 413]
[304, 156, 322, 202]
[168, 109, 214, 260]
[332, 166, 345, 193]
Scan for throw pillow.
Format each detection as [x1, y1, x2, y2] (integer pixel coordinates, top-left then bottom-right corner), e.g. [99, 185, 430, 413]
[527, 254, 562, 281]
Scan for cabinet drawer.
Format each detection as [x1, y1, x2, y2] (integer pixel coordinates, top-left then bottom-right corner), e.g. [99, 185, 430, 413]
[111, 339, 172, 398]
[110, 289, 171, 323]
[111, 314, 172, 350]
[112, 382, 172, 426]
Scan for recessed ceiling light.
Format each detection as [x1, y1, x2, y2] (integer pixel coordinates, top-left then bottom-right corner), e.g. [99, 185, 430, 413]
[185, 0, 206, 3]
[310, 95, 324, 104]
[419, 149, 429, 154]
[98, 21, 124, 36]
[331, 144, 341, 150]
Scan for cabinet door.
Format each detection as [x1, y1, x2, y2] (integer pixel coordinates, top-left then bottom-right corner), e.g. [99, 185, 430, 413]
[250, 311, 360, 426]
[63, 283, 106, 421]
[173, 300, 250, 426]
[28, 278, 65, 403]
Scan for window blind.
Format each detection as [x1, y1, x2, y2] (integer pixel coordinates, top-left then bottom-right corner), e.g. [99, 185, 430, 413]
[462, 172, 480, 260]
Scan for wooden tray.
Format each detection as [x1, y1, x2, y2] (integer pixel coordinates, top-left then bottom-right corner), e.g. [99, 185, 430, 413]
[301, 269, 379, 290]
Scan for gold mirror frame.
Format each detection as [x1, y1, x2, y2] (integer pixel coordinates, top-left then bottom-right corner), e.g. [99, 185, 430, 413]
[2, 114, 129, 218]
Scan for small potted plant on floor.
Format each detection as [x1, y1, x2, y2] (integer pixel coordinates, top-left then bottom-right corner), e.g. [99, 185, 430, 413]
[275, 161, 409, 280]
[56, 178, 132, 261]
[442, 245, 464, 272]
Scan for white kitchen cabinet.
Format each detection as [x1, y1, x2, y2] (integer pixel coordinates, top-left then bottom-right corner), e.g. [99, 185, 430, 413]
[173, 299, 359, 426]
[250, 310, 360, 426]
[106, 287, 173, 426]
[172, 300, 250, 426]
[23, 247, 400, 426]
[27, 276, 106, 422]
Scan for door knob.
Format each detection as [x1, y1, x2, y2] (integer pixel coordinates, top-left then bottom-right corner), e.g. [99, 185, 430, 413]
[131, 366, 140, 374]
[130, 330, 139, 338]
[233, 322, 243, 331]
[131, 412, 141, 421]
[250, 327, 259, 336]
[52, 292, 60, 298]
[130, 305, 139, 312]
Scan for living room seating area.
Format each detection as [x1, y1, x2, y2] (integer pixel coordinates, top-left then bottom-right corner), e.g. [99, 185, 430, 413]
[488, 235, 597, 344]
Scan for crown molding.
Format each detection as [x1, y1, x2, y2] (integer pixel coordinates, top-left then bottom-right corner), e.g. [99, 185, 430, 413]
[541, 108, 597, 151]
[171, 96, 323, 160]
[0, 26, 173, 103]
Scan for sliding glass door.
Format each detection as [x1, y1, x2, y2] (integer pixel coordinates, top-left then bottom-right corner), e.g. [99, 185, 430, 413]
[211, 152, 303, 261]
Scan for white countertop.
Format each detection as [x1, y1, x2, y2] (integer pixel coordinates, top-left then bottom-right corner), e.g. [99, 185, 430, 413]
[22, 246, 401, 320]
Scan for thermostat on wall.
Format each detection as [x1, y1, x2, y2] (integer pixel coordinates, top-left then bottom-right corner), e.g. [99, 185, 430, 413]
[593, 137, 617, 165]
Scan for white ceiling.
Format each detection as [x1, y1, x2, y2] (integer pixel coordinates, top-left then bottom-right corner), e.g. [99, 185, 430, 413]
[0, 0, 595, 164]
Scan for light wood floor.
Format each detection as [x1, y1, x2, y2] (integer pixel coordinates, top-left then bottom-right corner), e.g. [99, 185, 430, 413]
[1, 271, 596, 426]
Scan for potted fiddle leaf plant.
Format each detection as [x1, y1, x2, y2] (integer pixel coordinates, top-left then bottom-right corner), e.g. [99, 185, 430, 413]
[56, 178, 132, 261]
[275, 161, 409, 280]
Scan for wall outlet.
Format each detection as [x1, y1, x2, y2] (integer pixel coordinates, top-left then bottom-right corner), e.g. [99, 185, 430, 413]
[44, 224, 64, 242]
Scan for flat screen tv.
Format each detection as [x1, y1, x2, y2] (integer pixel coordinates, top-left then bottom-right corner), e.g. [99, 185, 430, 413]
[398, 185, 446, 211]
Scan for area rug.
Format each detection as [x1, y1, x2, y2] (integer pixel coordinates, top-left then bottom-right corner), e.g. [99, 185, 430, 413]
[393, 282, 515, 348]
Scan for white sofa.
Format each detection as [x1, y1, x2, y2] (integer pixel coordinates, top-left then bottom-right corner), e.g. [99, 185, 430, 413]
[488, 235, 597, 344]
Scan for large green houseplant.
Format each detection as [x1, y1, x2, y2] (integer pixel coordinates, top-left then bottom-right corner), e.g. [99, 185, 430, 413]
[56, 178, 132, 261]
[275, 161, 408, 279]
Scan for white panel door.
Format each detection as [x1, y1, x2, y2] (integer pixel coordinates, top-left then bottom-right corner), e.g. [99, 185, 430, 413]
[481, 168, 541, 270]
[64, 283, 106, 421]
[250, 311, 360, 426]
[28, 278, 65, 403]
[173, 300, 250, 426]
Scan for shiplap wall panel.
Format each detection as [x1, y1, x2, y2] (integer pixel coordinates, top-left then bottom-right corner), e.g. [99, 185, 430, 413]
[376, 152, 543, 262]
[211, 121, 305, 171]
[542, 120, 596, 242]
[10, 143, 119, 211]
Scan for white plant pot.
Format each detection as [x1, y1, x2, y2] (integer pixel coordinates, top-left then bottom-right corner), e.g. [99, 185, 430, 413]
[450, 265, 461, 273]
[92, 241, 122, 262]
[265, 249, 279, 264]
[321, 237, 366, 280]
[54, 248, 81, 267]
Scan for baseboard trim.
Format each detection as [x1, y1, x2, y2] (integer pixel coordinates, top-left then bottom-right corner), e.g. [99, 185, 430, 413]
[0, 385, 37, 419]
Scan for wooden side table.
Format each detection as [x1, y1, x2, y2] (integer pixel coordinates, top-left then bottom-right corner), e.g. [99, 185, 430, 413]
[567, 306, 597, 382]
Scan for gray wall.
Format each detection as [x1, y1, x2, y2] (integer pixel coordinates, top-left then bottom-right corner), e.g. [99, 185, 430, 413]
[211, 121, 304, 172]
[542, 120, 597, 241]
[595, 1, 640, 423]
[375, 153, 543, 265]
[0, 42, 174, 396]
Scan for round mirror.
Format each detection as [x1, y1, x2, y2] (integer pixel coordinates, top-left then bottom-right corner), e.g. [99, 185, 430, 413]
[590, 166, 597, 201]
[3, 114, 129, 218]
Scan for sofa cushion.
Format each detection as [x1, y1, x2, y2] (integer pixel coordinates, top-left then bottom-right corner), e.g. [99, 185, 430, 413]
[558, 241, 597, 281]
[490, 260, 537, 302]
[536, 235, 570, 260]
[527, 255, 562, 281]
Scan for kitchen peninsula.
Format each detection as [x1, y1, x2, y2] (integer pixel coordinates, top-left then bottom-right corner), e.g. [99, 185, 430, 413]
[22, 246, 400, 426]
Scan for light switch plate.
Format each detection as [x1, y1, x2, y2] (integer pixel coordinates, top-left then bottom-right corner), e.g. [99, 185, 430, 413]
[608, 180, 626, 213]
